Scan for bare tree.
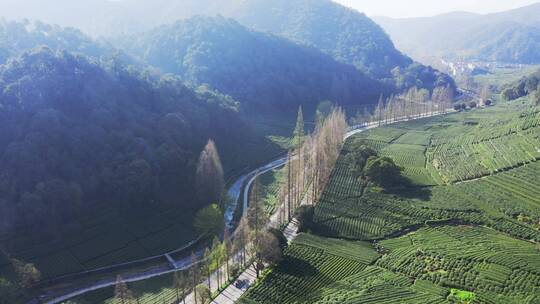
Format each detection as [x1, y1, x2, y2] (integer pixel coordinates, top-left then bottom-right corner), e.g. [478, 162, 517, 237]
[173, 271, 187, 304]
[247, 178, 269, 239]
[190, 253, 199, 304]
[203, 248, 212, 290]
[115, 275, 134, 304]
[223, 229, 232, 282]
[196, 139, 224, 206]
[195, 284, 212, 304]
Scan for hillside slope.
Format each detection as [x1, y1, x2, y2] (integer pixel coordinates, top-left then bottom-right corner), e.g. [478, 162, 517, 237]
[0, 20, 119, 64]
[116, 16, 386, 112]
[0, 0, 454, 92]
[375, 3, 540, 63]
[0, 47, 249, 248]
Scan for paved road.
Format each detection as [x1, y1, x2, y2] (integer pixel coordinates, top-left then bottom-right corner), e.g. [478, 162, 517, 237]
[208, 110, 451, 304]
[44, 110, 449, 304]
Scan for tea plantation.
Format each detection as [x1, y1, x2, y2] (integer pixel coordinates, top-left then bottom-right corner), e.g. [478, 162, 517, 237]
[240, 100, 540, 304]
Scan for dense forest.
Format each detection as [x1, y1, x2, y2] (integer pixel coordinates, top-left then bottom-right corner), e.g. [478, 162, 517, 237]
[213, 0, 452, 90]
[0, 20, 118, 64]
[116, 16, 386, 111]
[0, 0, 455, 93]
[0, 47, 246, 234]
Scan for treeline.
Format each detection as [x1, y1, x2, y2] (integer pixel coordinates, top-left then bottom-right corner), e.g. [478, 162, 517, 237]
[0, 20, 120, 64]
[121, 107, 350, 304]
[350, 86, 454, 126]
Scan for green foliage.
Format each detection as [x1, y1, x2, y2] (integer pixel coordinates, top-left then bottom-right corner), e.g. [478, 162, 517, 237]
[239, 103, 540, 304]
[294, 205, 315, 233]
[365, 156, 403, 188]
[193, 204, 224, 237]
[0, 47, 250, 280]
[195, 284, 212, 304]
[117, 16, 384, 112]
[502, 69, 540, 101]
[346, 145, 378, 177]
[0, 20, 115, 64]
[257, 168, 286, 216]
[449, 289, 475, 303]
[240, 234, 377, 304]
[0, 278, 20, 304]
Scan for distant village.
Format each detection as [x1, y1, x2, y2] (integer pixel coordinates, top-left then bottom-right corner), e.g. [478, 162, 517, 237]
[440, 59, 526, 77]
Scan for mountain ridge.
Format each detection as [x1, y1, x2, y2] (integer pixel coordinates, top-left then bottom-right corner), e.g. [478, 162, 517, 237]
[374, 2, 540, 63]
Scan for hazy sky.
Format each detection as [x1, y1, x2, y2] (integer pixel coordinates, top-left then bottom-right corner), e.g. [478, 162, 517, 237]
[335, 0, 540, 18]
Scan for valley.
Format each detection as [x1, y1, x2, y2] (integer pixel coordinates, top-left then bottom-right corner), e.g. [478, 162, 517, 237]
[0, 1, 539, 304]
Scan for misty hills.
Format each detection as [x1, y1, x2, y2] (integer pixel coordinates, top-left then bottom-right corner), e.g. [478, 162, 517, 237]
[0, 0, 454, 92]
[0, 19, 137, 66]
[374, 3, 540, 63]
[116, 16, 385, 111]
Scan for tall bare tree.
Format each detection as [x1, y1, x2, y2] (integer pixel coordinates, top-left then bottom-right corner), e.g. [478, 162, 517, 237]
[173, 271, 187, 304]
[190, 252, 199, 304]
[196, 139, 224, 206]
[115, 275, 134, 304]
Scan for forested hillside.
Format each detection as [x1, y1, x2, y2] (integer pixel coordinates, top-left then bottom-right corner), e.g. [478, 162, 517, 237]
[0, 20, 118, 64]
[0, 47, 247, 235]
[0, 0, 455, 93]
[116, 16, 385, 111]
[375, 3, 540, 63]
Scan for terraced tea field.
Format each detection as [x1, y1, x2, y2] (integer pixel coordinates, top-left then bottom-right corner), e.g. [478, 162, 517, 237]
[241, 100, 540, 304]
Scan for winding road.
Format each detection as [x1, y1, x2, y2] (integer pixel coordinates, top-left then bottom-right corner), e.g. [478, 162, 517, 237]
[42, 110, 450, 304]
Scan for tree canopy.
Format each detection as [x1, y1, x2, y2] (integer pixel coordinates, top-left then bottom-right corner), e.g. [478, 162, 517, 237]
[193, 204, 224, 237]
[0, 47, 242, 236]
[365, 156, 404, 188]
[116, 16, 386, 112]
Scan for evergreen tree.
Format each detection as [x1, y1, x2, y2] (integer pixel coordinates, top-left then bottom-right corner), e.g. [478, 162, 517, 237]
[292, 106, 305, 147]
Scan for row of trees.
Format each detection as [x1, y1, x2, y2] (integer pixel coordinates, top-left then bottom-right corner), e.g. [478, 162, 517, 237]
[112, 106, 349, 304]
[351, 86, 454, 126]
[274, 107, 348, 227]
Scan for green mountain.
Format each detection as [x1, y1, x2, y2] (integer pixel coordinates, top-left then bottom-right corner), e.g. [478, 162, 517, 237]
[0, 47, 249, 234]
[0, 0, 455, 92]
[0, 20, 119, 64]
[116, 16, 386, 112]
[374, 3, 540, 64]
